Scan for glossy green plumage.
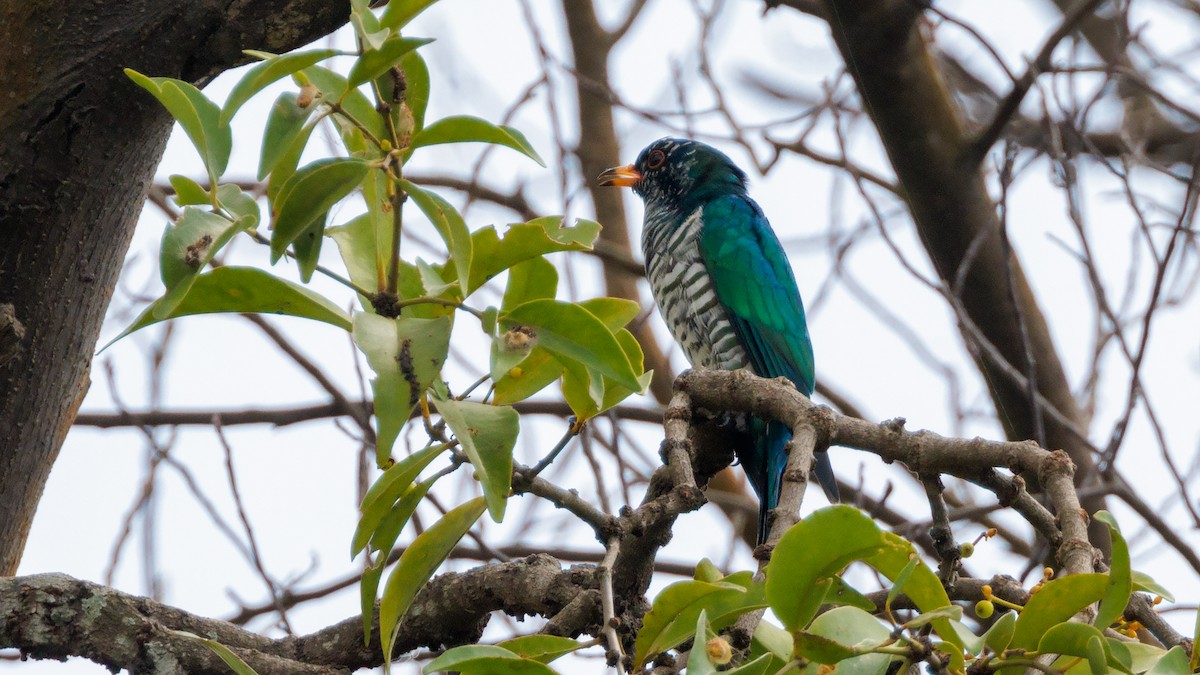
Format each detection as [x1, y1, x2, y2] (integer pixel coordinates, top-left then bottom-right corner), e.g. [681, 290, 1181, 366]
[614, 137, 837, 542]
[699, 195, 815, 395]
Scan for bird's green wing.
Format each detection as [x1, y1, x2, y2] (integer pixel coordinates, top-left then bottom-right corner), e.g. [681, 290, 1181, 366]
[698, 195, 815, 394]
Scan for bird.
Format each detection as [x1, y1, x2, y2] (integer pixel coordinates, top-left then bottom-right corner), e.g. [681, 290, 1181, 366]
[598, 137, 836, 543]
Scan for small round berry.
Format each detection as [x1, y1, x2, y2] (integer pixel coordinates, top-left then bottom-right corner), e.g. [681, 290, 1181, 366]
[705, 637, 732, 665]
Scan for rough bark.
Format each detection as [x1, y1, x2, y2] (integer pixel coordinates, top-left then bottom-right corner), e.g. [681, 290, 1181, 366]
[1, 555, 592, 673]
[819, 0, 1107, 545]
[0, 0, 348, 575]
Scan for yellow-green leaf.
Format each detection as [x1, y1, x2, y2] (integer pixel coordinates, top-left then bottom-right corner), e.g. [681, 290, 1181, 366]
[353, 313, 452, 465]
[270, 158, 370, 262]
[104, 266, 351, 351]
[500, 299, 642, 391]
[222, 49, 337, 124]
[410, 115, 544, 166]
[347, 36, 433, 88]
[381, 496, 486, 663]
[432, 397, 518, 522]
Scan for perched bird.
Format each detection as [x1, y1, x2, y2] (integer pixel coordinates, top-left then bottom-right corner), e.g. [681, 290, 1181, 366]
[599, 137, 836, 543]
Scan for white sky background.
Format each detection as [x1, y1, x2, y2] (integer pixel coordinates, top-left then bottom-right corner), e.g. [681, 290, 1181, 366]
[7, 0, 1200, 672]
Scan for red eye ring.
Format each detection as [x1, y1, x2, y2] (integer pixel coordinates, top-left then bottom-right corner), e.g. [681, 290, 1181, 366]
[646, 148, 667, 170]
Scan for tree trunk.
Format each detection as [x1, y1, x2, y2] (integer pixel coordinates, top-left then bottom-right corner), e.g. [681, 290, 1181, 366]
[0, 0, 347, 575]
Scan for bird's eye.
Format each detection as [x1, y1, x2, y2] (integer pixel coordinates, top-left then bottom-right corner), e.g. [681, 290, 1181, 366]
[645, 149, 666, 170]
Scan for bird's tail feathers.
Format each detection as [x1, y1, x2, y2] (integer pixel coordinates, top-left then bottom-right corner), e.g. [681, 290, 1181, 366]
[748, 420, 839, 545]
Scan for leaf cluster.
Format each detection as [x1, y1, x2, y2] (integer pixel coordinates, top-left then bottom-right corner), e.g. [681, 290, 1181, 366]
[120, 0, 651, 669]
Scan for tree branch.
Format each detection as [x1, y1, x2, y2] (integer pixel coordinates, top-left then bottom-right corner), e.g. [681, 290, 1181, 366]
[1, 556, 594, 673]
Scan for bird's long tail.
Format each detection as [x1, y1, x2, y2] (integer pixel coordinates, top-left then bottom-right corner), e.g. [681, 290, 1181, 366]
[746, 419, 839, 544]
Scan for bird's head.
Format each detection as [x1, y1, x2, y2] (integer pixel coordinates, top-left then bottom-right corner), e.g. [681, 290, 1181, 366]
[598, 138, 748, 215]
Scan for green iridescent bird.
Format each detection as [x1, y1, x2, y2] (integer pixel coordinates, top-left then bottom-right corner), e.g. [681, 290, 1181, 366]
[599, 137, 837, 542]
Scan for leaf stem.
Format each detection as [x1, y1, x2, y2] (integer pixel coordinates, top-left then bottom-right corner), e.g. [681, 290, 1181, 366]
[324, 100, 387, 152]
[247, 230, 374, 298]
[386, 174, 405, 294]
[391, 295, 485, 319]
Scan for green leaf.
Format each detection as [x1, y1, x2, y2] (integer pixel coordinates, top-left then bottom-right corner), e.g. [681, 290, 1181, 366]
[347, 36, 433, 88]
[948, 620, 985, 656]
[1153, 646, 1192, 675]
[169, 174, 209, 206]
[125, 71, 231, 181]
[686, 609, 718, 675]
[360, 563, 385, 645]
[496, 635, 584, 664]
[886, 554, 920, 614]
[270, 158, 370, 262]
[423, 645, 560, 675]
[981, 609, 1017, 653]
[1087, 635, 1110, 675]
[359, 475, 436, 642]
[215, 184, 261, 230]
[1010, 573, 1108, 650]
[805, 606, 896, 675]
[861, 531, 958, 646]
[265, 117, 320, 204]
[823, 576, 877, 613]
[329, 213, 431, 307]
[462, 216, 600, 295]
[222, 49, 338, 124]
[259, 91, 317, 180]
[353, 442, 450, 556]
[1120, 641, 1168, 673]
[903, 604, 962, 629]
[634, 573, 766, 667]
[502, 257, 558, 312]
[400, 180, 472, 294]
[105, 267, 351, 350]
[288, 212, 328, 283]
[577, 297, 640, 330]
[432, 397, 518, 522]
[381, 496, 487, 663]
[752, 619, 793, 663]
[349, 0, 387, 49]
[399, 51, 430, 133]
[497, 299, 637, 402]
[1093, 511, 1132, 630]
[1038, 622, 1107, 660]
[380, 0, 441, 30]
[301, 65, 383, 154]
[410, 115, 544, 166]
[500, 299, 642, 391]
[156, 208, 248, 317]
[560, 360, 603, 421]
[490, 347, 562, 406]
[1105, 637, 1138, 675]
[766, 505, 887, 632]
[368, 476, 435, 560]
[794, 631, 859, 664]
[1132, 571, 1174, 603]
[353, 313, 452, 465]
[694, 559, 724, 583]
[169, 631, 259, 675]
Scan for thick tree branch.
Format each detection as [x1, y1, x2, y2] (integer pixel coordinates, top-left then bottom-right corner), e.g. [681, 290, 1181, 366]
[1, 556, 594, 673]
[676, 369, 1096, 576]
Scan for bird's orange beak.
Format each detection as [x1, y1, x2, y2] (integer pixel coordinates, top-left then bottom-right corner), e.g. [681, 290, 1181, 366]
[597, 164, 642, 188]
